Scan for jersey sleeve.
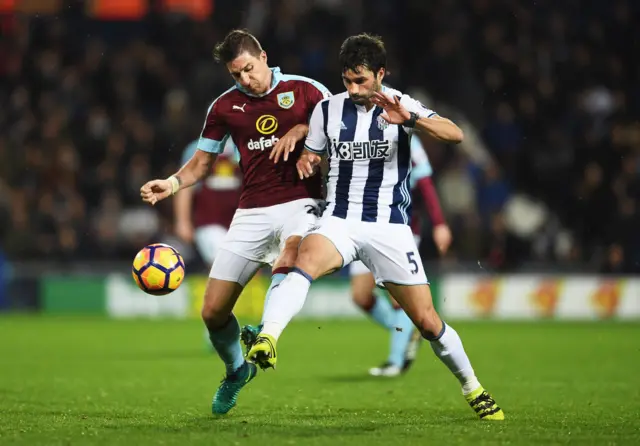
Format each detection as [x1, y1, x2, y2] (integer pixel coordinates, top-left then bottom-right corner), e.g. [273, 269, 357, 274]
[304, 100, 328, 154]
[181, 140, 199, 166]
[400, 95, 437, 119]
[304, 79, 332, 108]
[197, 100, 230, 154]
[409, 135, 433, 188]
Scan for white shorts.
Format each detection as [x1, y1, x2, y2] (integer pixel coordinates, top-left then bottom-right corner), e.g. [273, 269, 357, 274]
[312, 216, 428, 287]
[210, 198, 323, 283]
[194, 224, 228, 265]
[350, 234, 422, 277]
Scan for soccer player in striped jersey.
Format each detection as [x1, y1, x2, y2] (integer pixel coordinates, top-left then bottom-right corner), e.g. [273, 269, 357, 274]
[141, 29, 331, 415]
[352, 134, 452, 378]
[247, 34, 504, 421]
[241, 136, 451, 377]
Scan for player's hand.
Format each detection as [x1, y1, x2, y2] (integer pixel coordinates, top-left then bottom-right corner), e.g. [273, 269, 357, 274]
[140, 179, 172, 206]
[432, 223, 453, 256]
[371, 91, 411, 124]
[175, 220, 194, 243]
[296, 150, 322, 179]
[270, 124, 308, 163]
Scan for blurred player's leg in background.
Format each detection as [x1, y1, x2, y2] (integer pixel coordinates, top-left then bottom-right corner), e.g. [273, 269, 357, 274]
[351, 264, 395, 329]
[194, 224, 228, 266]
[384, 282, 504, 420]
[350, 266, 419, 377]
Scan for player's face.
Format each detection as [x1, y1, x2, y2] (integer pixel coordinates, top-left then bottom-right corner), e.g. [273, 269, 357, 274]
[227, 51, 271, 95]
[342, 66, 385, 105]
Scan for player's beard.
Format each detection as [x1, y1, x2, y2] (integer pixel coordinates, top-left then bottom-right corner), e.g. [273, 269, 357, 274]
[350, 80, 381, 105]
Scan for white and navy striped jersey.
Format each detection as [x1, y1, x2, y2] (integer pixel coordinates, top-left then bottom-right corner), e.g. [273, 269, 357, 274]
[305, 87, 437, 224]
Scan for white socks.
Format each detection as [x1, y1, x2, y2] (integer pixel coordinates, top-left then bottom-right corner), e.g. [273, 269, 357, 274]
[261, 271, 312, 340]
[429, 323, 480, 395]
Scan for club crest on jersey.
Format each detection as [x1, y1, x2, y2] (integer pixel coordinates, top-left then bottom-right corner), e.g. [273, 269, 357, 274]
[377, 115, 389, 131]
[277, 91, 295, 109]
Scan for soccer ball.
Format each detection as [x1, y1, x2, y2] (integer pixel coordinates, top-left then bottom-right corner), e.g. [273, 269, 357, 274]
[132, 243, 185, 295]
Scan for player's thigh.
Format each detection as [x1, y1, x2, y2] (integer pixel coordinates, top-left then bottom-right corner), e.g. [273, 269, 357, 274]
[295, 234, 345, 280]
[269, 198, 324, 270]
[205, 249, 263, 324]
[350, 267, 377, 309]
[194, 224, 228, 265]
[293, 216, 356, 280]
[219, 208, 276, 264]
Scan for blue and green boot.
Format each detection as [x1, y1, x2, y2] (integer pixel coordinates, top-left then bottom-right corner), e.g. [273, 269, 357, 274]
[212, 361, 257, 415]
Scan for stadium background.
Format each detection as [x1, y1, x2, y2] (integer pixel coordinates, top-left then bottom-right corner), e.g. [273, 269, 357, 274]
[1, 0, 638, 318]
[0, 2, 639, 445]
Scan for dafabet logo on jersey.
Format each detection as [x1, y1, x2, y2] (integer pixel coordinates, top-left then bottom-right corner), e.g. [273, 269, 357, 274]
[249, 115, 280, 151]
[256, 115, 278, 135]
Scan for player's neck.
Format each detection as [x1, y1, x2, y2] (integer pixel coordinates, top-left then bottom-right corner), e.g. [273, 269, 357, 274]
[264, 69, 273, 93]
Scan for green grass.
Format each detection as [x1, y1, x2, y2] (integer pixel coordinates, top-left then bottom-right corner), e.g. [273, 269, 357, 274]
[0, 317, 639, 445]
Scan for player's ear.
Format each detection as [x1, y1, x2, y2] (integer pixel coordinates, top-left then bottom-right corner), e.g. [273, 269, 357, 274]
[377, 67, 386, 83]
[260, 50, 267, 64]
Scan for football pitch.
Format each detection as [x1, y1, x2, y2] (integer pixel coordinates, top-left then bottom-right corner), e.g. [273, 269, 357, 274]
[1, 316, 638, 445]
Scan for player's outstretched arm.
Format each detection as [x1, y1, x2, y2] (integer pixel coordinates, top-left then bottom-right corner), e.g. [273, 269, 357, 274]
[140, 150, 217, 206]
[415, 115, 464, 144]
[371, 92, 464, 143]
[270, 124, 309, 163]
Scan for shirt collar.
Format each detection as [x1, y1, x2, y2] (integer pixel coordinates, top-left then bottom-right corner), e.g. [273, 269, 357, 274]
[236, 67, 282, 97]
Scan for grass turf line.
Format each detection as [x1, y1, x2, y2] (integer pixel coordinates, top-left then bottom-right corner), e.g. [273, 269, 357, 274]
[0, 316, 638, 445]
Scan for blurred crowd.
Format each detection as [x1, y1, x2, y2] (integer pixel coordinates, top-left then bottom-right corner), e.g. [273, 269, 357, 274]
[0, 0, 638, 273]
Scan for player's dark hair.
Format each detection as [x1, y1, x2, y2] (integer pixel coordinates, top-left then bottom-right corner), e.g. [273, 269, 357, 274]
[213, 29, 263, 64]
[339, 33, 387, 74]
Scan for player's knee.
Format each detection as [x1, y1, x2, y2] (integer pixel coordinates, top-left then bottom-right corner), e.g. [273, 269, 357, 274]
[201, 302, 228, 329]
[201, 281, 236, 329]
[413, 304, 442, 338]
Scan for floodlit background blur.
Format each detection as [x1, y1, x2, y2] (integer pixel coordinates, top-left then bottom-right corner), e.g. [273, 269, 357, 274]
[0, 0, 638, 318]
[1, 2, 640, 445]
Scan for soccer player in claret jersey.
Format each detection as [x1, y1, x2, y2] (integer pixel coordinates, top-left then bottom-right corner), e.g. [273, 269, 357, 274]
[247, 33, 504, 421]
[140, 29, 330, 415]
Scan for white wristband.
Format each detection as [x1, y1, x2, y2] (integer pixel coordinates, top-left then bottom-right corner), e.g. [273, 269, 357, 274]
[168, 176, 180, 195]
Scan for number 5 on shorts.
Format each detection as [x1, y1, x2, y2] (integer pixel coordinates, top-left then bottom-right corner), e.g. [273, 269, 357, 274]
[406, 251, 419, 274]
